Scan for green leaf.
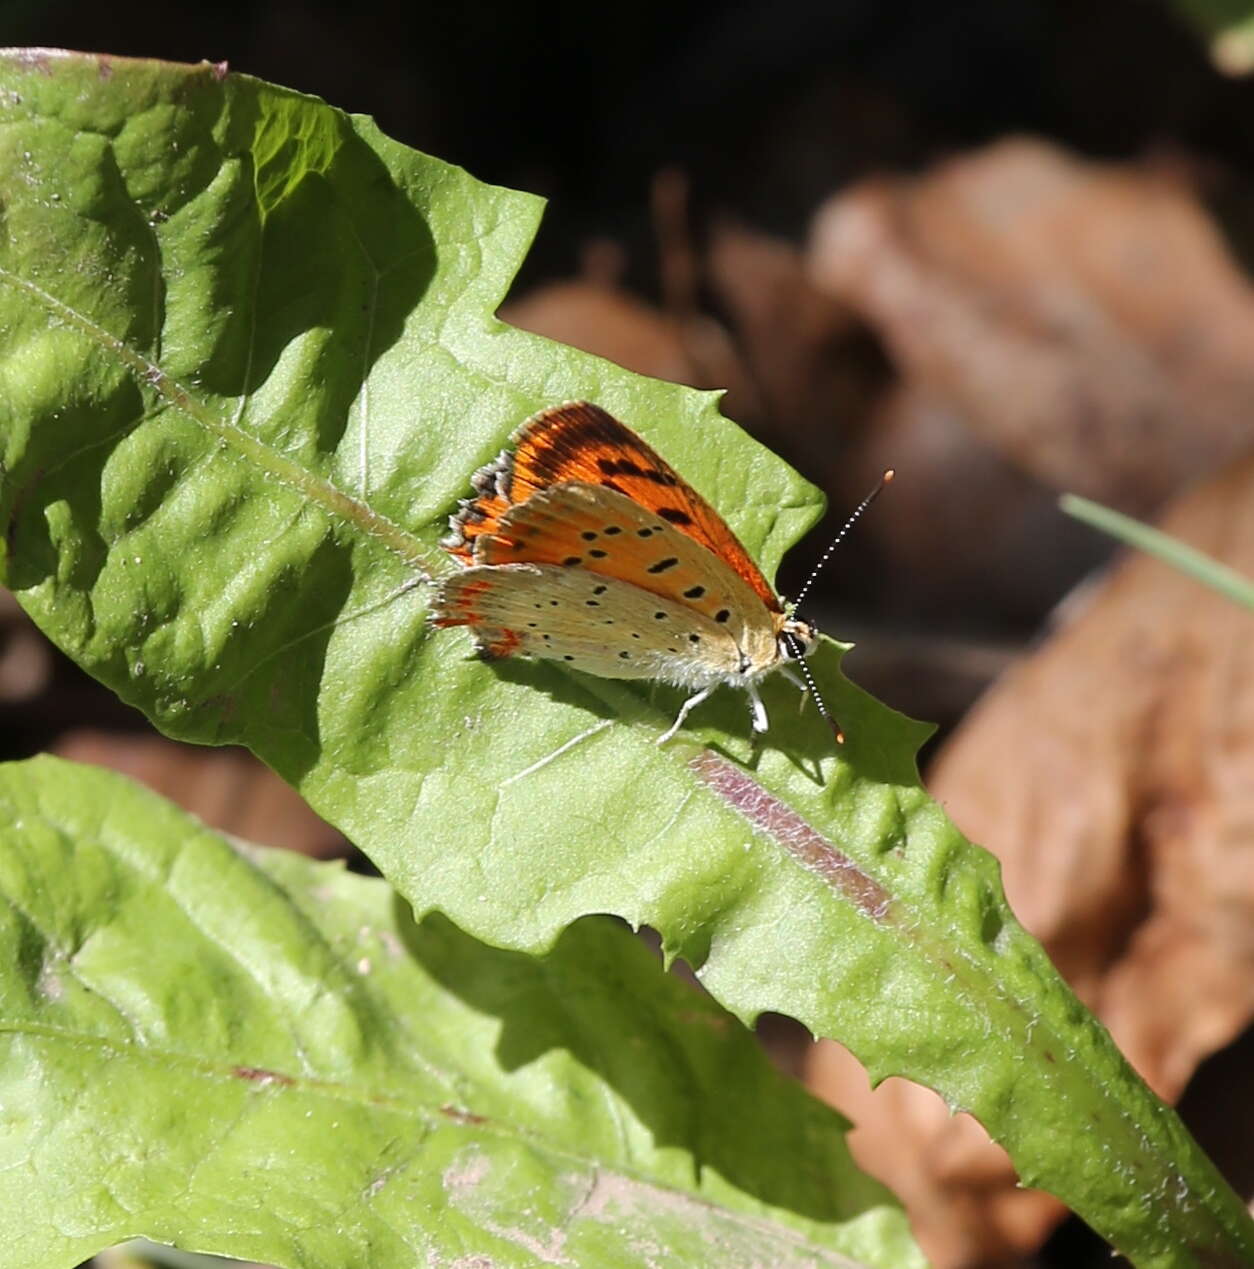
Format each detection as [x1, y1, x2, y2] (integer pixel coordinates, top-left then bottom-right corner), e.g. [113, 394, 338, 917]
[1060, 492, 1254, 610]
[0, 755, 921, 1269]
[2, 51, 1252, 1265]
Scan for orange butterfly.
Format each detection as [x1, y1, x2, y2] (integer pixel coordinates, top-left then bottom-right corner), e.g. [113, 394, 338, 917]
[432, 402, 880, 743]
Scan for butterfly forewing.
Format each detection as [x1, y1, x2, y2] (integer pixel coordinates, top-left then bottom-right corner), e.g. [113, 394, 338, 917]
[446, 402, 782, 612]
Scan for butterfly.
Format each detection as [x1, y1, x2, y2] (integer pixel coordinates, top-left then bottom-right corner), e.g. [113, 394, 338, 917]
[431, 402, 884, 744]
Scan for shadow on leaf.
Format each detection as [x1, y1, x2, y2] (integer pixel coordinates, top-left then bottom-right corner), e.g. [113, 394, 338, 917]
[397, 903, 900, 1228]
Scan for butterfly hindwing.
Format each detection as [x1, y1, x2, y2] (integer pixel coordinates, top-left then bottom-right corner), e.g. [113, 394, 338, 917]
[432, 562, 745, 687]
[471, 482, 779, 668]
[444, 402, 781, 613]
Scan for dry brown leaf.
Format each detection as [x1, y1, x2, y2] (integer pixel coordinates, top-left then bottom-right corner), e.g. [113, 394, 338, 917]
[502, 279, 702, 387]
[809, 457, 1254, 1265]
[53, 730, 345, 858]
[841, 381, 1104, 624]
[807, 138, 1254, 512]
[0, 588, 51, 704]
[501, 276, 758, 415]
[806, 1043, 1064, 1267]
[931, 456, 1254, 1091]
[705, 221, 869, 442]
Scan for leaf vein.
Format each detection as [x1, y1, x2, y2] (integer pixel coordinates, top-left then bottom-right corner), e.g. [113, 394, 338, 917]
[0, 266, 440, 579]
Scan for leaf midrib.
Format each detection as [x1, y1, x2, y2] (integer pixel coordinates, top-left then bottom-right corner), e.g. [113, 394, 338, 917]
[0, 266, 440, 578]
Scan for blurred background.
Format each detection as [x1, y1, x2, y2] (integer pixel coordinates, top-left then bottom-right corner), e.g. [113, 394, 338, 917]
[4, 1, 1254, 1264]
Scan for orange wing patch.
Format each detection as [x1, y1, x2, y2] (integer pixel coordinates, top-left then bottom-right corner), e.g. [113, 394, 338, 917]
[430, 573, 523, 659]
[443, 402, 781, 612]
[440, 448, 513, 564]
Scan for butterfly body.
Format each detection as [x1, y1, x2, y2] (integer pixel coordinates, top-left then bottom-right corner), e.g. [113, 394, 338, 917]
[432, 402, 816, 740]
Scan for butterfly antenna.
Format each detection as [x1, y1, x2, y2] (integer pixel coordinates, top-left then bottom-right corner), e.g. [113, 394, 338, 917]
[785, 634, 846, 745]
[791, 469, 895, 612]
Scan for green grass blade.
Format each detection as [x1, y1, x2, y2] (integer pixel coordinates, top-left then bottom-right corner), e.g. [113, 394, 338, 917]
[1061, 492, 1254, 610]
[0, 756, 922, 1269]
[2, 51, 1252, 1266]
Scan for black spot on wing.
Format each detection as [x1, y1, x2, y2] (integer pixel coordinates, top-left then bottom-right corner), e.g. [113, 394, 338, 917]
[596, 457, 671, 483]
[658, 507, 693, 525]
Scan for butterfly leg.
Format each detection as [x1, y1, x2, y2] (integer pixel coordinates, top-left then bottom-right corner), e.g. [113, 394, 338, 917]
[777, 665, 810, 716]
[745, 680, 769, 733]
[656, 686, 716, 745]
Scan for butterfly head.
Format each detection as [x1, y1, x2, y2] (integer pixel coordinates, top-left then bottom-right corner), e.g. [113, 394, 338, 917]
[779, 617, 818, 662]
[778, 615, 845, 742]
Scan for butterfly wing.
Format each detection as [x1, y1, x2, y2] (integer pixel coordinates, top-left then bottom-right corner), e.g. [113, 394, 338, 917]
[431, 562, 746, 687]
[443, 402, 781, 612]
[471, 482, 779, 671]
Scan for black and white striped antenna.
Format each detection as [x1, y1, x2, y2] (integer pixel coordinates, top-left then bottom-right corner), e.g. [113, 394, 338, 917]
[788, 468, 894, 745]
[793, 469, 894, 612]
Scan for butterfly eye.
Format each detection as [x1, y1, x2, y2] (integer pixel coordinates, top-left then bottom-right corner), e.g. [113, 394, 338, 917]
[780, 620, 818, 660]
